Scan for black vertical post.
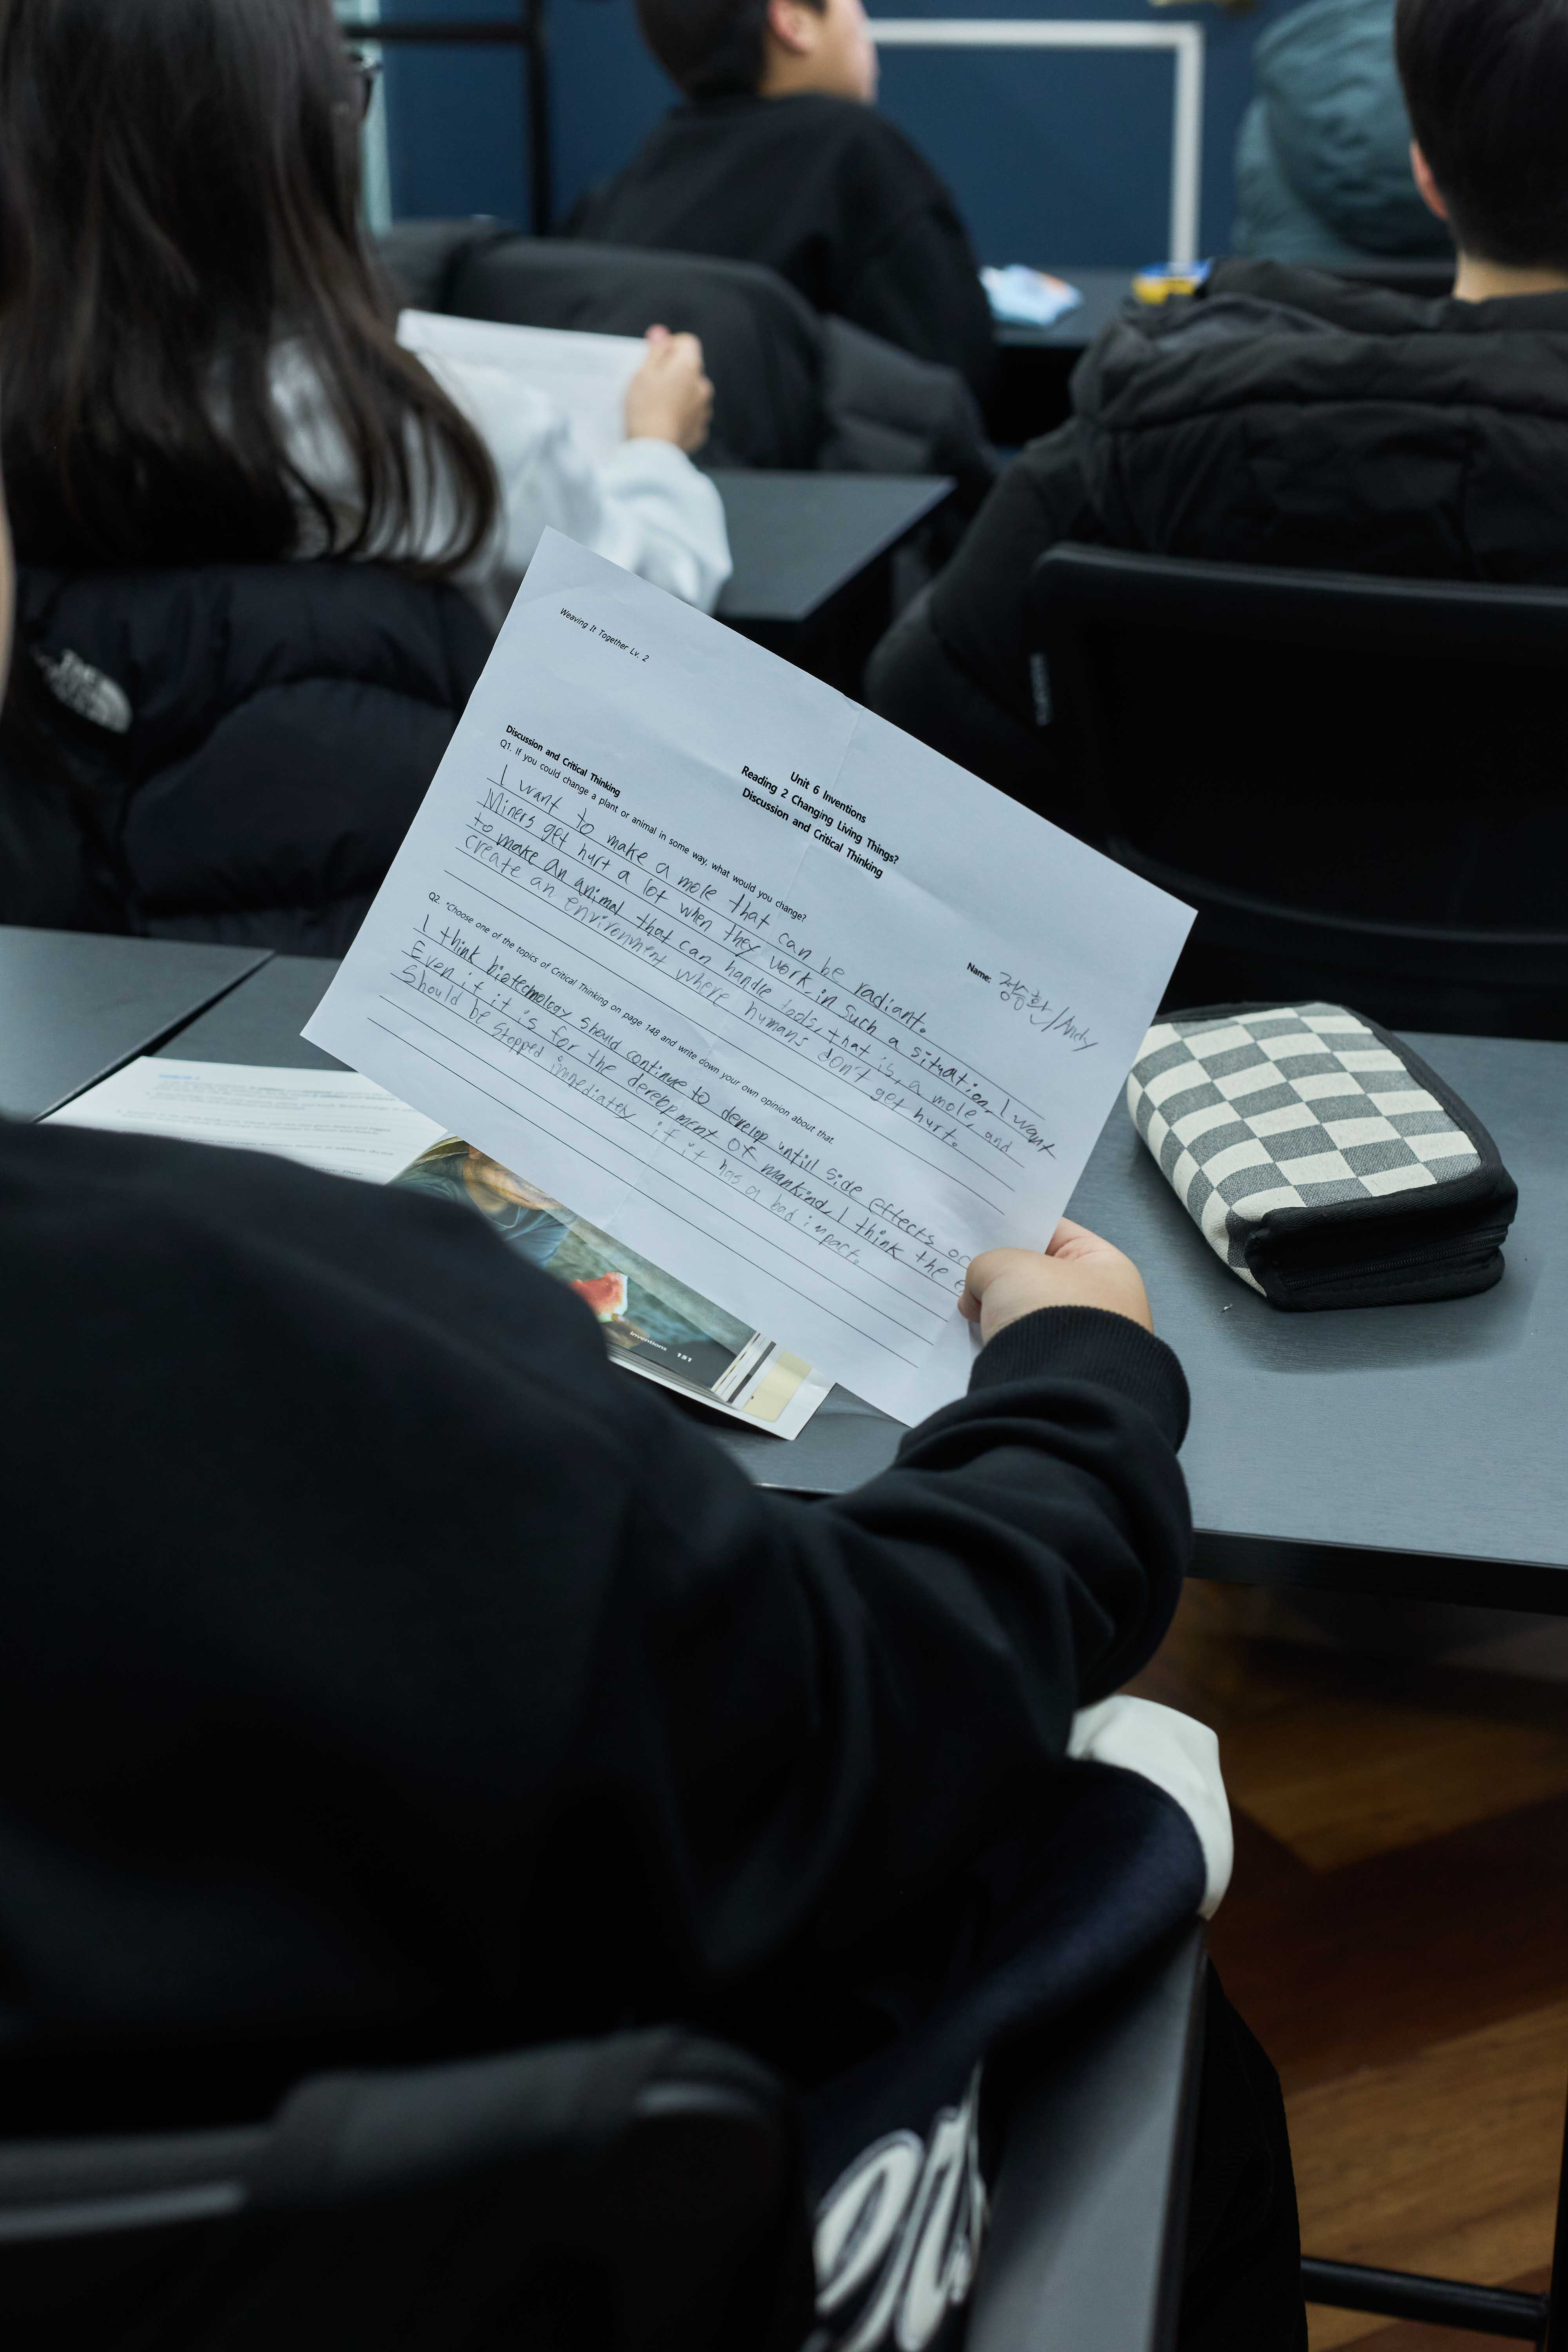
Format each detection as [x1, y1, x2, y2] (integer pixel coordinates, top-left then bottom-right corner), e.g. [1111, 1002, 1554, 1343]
[524, 0, 552, 233]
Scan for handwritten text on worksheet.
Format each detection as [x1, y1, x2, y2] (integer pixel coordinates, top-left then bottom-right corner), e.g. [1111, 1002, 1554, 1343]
[371, 730, 1097, 1368]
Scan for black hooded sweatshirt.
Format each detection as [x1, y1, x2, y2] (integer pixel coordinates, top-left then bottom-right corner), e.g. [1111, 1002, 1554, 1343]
[4, 1123, 1332, 2352]
[0, 1116, 1195, 2146]
[568, 93, 996, 403]
[867, 258, 1568, 792]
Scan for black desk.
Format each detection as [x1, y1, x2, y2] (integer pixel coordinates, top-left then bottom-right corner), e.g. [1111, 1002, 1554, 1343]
[156, 963, 1568, 1617]
[712, 471, 955, 693]
[989, 269, 1132, 447]
[2, 926, 270, 1122]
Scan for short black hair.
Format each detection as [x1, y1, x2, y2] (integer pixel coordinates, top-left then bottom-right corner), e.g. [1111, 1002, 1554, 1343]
[1396, 0, 1568, 267]
[635, 0, 822, 98]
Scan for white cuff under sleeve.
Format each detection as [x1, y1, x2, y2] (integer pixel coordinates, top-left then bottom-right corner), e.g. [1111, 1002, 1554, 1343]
[1067, 1695, 1233, 1919]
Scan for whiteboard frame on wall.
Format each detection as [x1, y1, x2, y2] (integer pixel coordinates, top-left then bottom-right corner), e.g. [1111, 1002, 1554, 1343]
[868, 19, 1206, 265]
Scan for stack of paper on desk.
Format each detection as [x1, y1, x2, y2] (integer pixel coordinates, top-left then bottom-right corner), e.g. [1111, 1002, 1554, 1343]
[304, 529, 1194, 1424]
[390, 1134, 832, 1437]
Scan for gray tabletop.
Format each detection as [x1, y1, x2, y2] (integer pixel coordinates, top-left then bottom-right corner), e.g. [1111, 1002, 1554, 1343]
[156, 951, 345, 1071]
[993, 268, 1133, 354]
[711, 472, 955, 624]
[2, 925, 269, 1121]
[156, 962, 1568, 1613]
[730, 1032, 1568, 1614]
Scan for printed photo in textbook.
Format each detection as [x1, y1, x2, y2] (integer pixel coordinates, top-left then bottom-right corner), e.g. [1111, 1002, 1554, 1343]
[392, 1137, 832, 1439]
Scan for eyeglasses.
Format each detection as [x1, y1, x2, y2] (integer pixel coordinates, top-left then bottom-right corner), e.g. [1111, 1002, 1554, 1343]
[344, 47, 382, 121]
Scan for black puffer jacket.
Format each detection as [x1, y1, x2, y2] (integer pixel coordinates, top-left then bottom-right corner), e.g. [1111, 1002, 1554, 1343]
[0, 563, 491, 952]
[867, 259, 1568, 792]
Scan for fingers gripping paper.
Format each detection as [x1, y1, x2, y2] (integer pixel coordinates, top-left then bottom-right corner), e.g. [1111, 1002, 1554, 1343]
[305, 532, 1192, 1421]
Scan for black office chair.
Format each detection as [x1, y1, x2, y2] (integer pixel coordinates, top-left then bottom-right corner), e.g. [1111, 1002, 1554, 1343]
[0, 1930, 1207, 2352]
[377, 218, 826, 472]
[968, 1923, 1207, 2352]
[1029, 544, 1568, 1038]
[0, 2027, 814, 2351]
[376, 221, 994, 510]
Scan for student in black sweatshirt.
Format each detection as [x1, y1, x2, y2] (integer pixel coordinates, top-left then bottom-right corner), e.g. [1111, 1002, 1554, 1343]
[567, 0, 998, 403]
[0, 1120, 1304, 2348]
[0, 156, 1296, 2332]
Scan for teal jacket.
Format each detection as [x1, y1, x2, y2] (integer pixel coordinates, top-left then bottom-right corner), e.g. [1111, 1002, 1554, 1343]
[1233, 0, 1452, 262]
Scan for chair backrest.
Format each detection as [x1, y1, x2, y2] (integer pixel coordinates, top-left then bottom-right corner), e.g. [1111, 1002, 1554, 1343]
[0, 2027, 813, 2352]
[376, 221, 993, 503]
[377, 223, 828, 474]
[1030, 544, 1568, 1037]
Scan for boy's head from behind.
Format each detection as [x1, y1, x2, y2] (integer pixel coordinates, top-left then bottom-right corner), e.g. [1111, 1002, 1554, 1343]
[635, 0, 877, 104]
[1397, 0, 1568, 270]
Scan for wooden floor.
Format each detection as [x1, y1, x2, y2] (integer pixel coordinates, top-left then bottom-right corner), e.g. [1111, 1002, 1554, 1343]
[1128, 1584, 1568, 2350]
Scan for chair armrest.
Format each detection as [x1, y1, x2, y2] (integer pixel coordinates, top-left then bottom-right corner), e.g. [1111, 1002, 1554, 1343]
[966, 1924, 1207, 2352]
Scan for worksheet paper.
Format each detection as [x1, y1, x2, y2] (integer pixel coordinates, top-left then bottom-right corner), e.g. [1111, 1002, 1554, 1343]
[45, 1059, 445, 1183]
[397, 311, 644, 468]
[305, 531, 1193, 1421]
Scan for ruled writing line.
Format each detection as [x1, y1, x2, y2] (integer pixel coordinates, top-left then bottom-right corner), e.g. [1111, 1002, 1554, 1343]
[389, 962, 965, 1307]
[442, 864, 1009, 1213]
[478, 766, 1058, 1130]
[387, 971, 958, 1319]
[455, 842, 1015, 1189]
[372, 998, 942, 1351]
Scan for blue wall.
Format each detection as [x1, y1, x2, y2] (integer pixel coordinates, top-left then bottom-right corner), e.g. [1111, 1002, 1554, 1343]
[378, 0, 1299, 262]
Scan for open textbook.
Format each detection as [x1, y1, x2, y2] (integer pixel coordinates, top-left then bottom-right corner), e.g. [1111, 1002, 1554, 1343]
[44, 1058, 832, 1439]
[392, 1136, 831, 1437]
[305, 530, 1194, 1423]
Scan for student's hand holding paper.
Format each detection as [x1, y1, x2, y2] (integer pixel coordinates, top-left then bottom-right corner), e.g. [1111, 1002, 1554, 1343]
[624, 325, 713, 453]
[962, 1220, 1153, 1340]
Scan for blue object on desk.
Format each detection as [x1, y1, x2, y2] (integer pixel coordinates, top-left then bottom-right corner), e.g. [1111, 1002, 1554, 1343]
[982, 265, 1084, 330]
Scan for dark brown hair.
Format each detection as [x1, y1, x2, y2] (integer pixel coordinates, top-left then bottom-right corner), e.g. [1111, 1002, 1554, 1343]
[1397, 0, 1568, 268]
[0, 0, 498, 572]
[635, 0, 822, 99]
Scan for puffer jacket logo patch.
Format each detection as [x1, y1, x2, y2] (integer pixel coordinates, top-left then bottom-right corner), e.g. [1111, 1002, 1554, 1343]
[34, 645, 132, 734]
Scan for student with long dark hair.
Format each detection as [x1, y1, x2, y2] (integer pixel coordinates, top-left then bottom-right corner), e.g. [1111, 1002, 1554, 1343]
[0, 0, 728, 619]
[0, 0, 726, 945]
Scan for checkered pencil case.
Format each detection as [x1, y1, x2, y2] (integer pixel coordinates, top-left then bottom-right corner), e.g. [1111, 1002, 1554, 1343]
[1125, 1003, 1517, 1310]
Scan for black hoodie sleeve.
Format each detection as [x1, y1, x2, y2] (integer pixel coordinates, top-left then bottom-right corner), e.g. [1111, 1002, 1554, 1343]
[0, 1123, 1191, 2059]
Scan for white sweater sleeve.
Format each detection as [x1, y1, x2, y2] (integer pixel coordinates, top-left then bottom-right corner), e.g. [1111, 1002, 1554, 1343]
[1067, 1695, 1234, 1918]
[423, 351, 732, 621]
